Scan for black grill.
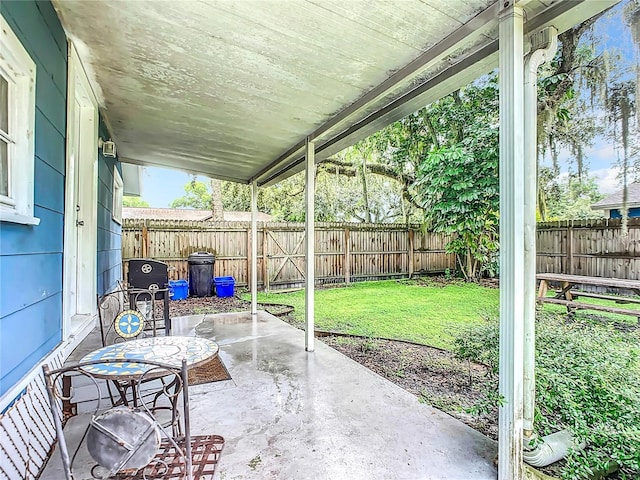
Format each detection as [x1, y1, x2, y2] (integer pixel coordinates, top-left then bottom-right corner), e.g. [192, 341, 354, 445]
[128, 259, 169, 299]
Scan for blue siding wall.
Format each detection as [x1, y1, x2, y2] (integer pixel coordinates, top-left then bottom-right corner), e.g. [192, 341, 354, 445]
[0, 1, 67, 396]
[610, 207, 640, 219]
[97, 121, 123, 295]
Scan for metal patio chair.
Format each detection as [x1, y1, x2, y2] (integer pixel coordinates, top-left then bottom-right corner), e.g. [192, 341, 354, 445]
[97, 286, 171, 347]
[43, 358, 224, 480]
[96, 286, 174, 409]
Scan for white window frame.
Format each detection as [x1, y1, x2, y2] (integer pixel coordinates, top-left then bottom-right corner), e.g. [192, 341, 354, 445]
[112, 166, 123, 224]
[0, 14, 39, 226]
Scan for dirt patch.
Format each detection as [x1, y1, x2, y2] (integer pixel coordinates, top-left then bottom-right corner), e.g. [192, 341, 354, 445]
[166, 294, 251, 318]
[321, 335, 498, 440]
[165, 293, 498, 440]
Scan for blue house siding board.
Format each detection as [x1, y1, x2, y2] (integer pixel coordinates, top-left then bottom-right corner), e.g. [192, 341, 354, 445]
[0, 1, 66, 398]
[34, 159, 65, 213]
[0, 207, 63, 256]
[98, 182, 112, 216]
[35, 109, 66, 175]
[98, 156, 114, 188]
[97, 206, 114, 233]
[35, 86, 66, 138]
[0, 294, 62, 396]
[0, 1, 66, 97]
[97, 249, 121, 271]
[35, 1, 67, 54]
[98, 263, 122, 295]
[96, 119, 123, 296]
[98, 229, 121, 251]
[98, 228, 121, 251]
[0, 253, 62, 318]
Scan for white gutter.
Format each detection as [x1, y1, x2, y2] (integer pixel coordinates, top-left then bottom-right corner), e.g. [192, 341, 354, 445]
[523, 26, 558, 436]
[522, 26, 587, 469]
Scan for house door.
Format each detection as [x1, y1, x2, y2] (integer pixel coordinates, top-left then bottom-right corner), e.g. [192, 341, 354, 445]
[62, 45, 98, 339]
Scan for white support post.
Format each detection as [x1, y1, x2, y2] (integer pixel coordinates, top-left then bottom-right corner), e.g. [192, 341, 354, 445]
[498, 3, 525, 479]
[251, 180, 258, 316]
[305, 138, 315, 352]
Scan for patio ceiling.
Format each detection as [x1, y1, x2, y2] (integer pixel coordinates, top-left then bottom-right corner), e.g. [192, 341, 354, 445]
[52, 0, 616, 186]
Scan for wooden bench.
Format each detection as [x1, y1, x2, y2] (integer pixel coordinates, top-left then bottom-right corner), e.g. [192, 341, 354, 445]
[536, 273, 640, 320]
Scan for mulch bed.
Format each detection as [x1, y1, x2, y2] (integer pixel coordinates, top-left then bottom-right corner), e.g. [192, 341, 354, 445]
[166, 291, 498, 440]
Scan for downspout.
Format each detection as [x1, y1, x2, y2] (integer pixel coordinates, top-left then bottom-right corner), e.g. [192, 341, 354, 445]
[522, 27, 585, 467]
[523, 25, 557, 438]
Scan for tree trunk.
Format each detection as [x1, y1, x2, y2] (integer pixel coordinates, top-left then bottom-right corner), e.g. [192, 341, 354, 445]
[360, 160, 372, 223]
[210, 178, 224, 221]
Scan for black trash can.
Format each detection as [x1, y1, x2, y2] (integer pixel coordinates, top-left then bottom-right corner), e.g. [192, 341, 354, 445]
[188, 252, 215, 297]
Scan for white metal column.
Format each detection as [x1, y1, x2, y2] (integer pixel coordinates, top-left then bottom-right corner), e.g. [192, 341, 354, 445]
[498, 3, 525, 479]
[251, 180, 258, 316]
[305, 139, 315, 352]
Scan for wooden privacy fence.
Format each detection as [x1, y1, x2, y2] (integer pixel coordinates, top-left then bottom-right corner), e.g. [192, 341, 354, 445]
[122, 219, 456, 289]
[536, 218, 640, 281]
[123, 218, 640, 290]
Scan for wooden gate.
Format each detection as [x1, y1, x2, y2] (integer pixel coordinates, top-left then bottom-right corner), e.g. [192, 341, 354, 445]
[264, 227, 306, 289]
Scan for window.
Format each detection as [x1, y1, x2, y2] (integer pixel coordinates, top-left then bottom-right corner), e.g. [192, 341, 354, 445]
[112, 166, 123, 224]
[0, 14, 38, 225]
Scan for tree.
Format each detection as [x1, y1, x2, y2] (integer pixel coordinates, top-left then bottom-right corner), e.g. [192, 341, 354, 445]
[412, 79, 500, 280]
[542, 173, 605, 220]
[123, 196, 150, 207]
[219, 167, 408, 223]
[319, 75, 501, 278]
[170, 179, 212, 209]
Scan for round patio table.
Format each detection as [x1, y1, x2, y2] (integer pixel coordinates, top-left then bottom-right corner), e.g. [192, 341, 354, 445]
[79, 336, 219, 380]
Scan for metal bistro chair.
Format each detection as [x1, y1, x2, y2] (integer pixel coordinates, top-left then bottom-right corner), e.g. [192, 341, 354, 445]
[96, 287, 176, 418]
[43, 358, 224, 480]
[97, 286, 171, 347]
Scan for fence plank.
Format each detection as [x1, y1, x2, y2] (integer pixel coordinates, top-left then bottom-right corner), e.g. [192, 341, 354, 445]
[122, 218, 640, 290]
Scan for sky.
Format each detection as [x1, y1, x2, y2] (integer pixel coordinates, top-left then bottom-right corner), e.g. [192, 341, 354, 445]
[136, 2, 636, 207]
[139, 167, 208, 208]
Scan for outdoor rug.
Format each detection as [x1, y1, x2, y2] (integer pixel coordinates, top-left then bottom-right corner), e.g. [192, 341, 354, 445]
[188, 355, 232, 386]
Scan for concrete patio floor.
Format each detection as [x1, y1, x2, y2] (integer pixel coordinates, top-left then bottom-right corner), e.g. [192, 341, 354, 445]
[43, 311, 497, 479]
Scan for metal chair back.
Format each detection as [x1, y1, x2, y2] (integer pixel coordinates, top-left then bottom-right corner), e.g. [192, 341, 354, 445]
[43, 358, 224, 479]
[97, 287, 171, 347]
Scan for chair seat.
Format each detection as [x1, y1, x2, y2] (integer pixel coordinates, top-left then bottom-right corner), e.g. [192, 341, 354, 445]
[115, 435, 225, 480]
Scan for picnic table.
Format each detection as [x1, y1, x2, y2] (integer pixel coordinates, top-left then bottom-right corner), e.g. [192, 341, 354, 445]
[536, 273, 640, 320]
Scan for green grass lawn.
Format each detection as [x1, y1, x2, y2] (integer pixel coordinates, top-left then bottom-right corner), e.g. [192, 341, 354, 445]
[249, 279, 500, 349]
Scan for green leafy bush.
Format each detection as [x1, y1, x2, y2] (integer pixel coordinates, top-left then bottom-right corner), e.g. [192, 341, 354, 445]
[453, 312, 640, 479]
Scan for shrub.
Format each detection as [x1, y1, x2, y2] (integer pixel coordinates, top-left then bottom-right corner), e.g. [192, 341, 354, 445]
[453, 312, 640, 479]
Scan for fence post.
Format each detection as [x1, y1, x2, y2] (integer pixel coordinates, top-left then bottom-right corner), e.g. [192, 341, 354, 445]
[567, 223, 574, 275]
[344, 227, 351, 284]
[263, 224, 270, 291]
[246, 227, 251, 289]
[142, 220, 149, 258]
[408, 229, 414, 279]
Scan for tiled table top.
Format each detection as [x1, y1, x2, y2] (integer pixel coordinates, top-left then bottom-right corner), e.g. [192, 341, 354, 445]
[80, 336, 219, 379]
